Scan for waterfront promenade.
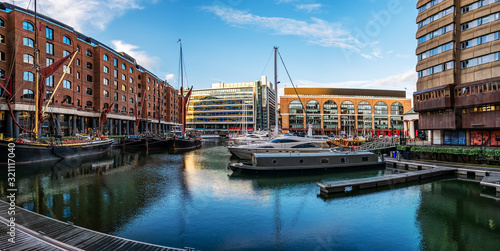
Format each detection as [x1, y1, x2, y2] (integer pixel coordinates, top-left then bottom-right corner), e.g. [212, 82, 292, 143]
[0, 200, 185, 251]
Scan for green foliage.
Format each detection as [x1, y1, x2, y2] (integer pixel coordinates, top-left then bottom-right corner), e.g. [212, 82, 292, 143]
[397, 145, 411, 151]
[408, 146, 500, 157]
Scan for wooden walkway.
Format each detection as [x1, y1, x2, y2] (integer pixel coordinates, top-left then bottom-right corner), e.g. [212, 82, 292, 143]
[0, 200, 185, 251]
[318, 167, 456, 194]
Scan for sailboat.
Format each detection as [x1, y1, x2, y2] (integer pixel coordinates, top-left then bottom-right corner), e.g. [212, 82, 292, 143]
[0, 0, 113, 164]
[167, 40, 201, 151]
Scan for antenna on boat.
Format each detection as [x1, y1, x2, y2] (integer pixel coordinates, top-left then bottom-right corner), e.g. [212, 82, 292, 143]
[34, 0, 40, 139]
[274, 46, 278, 138]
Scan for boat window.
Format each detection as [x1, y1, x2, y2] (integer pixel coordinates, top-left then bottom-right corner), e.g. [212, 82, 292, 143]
[272, 159, 278, 165]
[258, 146, 274, 148]
[321, 158, 329, 164]
[362, 157, 369, 161]
[341, 158, 348, 163]
[291, 143, 318, 148]
[299, 159, 304, 163]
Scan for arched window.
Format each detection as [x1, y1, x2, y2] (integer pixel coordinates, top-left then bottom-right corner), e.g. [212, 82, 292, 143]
[23, 21, 34, 31]
[129, 108, 134, 114]
[86, 75, 93, 82]
[103, 78, 109, 85]
[374, 102, 388, 115]
[86, 88, 93, 95]
[0, 69, 5, 78]
[63, 95, 71, 104]
[103, 66, 109, 73]
[129, 68, 133, 74]
[23, 71, 34, 81]
[0, 34, 5, 44]
[23, 54, 34, 64]
[114, 92, 118, 101]
[122, 95, 126, 102]
[122, 63, 126, 70]
[323, 101, 338, 129]
[86, 50, 92, 57]
[103, 54, 108, 61]
[0, 18, 4, 27]
[63, 50, 70, 57]
[63, 80, 71, 89]
[86, 101, 93, 108]
[357, 101, 372, 129]
[23, 37, 34, 47]
[86, 62, 92, 70]
[103, 103, 109, 109]
[340, 101, 355, 114]
[23, 89, 34, 99]
[306, 100, 320, 114]
[129, 87, 133, 93]
[390, 102, 404, 115]
[323, 101, 337, 114]
[103, 90, 109, 97]
[63, 36, 71, 45]
[122, 106, 126, 113]
[289, 100, 303, 114]
[130, 98, 134, 104]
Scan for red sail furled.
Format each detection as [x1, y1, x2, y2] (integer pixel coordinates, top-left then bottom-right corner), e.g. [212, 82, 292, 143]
[37, 50, 78, 126]
[98, 102, 114, 136]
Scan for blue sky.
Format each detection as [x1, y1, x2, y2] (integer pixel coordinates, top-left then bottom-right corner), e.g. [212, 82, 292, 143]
[25, 0, 418, 98]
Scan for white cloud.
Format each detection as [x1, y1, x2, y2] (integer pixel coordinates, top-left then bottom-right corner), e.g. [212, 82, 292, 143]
[202, 5, 381, 59]
[111, 40, 159, 70]
[295, 4, 323, 13]
[17, 0, 150, 32]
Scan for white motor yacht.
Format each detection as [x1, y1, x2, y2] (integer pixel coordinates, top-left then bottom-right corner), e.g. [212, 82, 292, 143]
[228, 136, 331, 159]
[230, 133, 270, 145]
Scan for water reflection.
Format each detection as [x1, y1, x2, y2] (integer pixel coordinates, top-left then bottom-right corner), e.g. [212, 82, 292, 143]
[0, 144, 499, 250]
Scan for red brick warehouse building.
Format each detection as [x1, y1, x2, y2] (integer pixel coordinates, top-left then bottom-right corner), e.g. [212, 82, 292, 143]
[0, 2, 182, 138]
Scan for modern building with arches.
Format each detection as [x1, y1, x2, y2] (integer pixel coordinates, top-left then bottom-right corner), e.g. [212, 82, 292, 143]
[280, 88, 412, 135]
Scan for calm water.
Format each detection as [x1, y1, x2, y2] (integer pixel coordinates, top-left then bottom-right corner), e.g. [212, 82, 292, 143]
[1, 142, 500, 250]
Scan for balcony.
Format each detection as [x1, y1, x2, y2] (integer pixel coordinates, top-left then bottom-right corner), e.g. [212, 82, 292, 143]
[461, 110, 500, 129]
[413, 84, 452, 112]
[419, 111, 459, 130]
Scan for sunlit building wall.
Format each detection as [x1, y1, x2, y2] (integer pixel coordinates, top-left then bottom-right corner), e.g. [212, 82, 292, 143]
[186, 76, 276, 134]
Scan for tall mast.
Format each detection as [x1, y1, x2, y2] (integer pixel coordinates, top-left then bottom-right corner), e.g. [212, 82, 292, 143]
[179, 39, 185, 136]
[33, 0, 40, 139]
[274, 46, 278, 138]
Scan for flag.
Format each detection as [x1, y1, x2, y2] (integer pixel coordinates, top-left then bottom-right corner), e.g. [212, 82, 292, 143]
[377, 131, 379, 137]
[397, 130, 400, 137]
[416, 130, 419, 137]
[388, 130, 392, 137]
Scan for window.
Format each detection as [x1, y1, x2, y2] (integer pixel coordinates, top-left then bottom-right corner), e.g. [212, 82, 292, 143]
[103, 103, 109, 109]
[46, 27, 54, 39]
[103, 66, 109, 73]
[418, 23, 454, 44]
[129, 77, 133, 84]
[122, 74, 126, 80]
[103, 90, 109, 97]
[63, 65, 71, 74]
[86, 75, 93, 82]
[86, 101, 92, 108]
[130, 98, 134, 104]
[63, 50, 70, 57]
[418, 42, 454, 61]
[22, 89, 34, 99]
[76, 58, 80, 66]
[76, 85, 80, 93]
[418, 6, 454, 29]
[23, 37, 34, 47]
[114, 92, 118, 101]
[46, 42, 54, 55]
[103, 78, 109, 85]
[63, 80, 71, 89]
[122, 95, 126, 102]
[462, 12, 500, 31]
[63, 95, 71, 104]
[122, 63, 126, 70]
[130, 108, 134, 114]
[114, 69, 118, 78]
[122, 106, 126, 113]
[86, 50, 92, 57]
[0, 18, 4, 27]
[77, 99, 80, 107]
[418, 61, 454, 78]
[129, 68, 133, 74]
[391, 102, 404, 115]
[122, 85, 126, 91]
[418, 0, 444, 13]
[362, 157, 369, 162]
[86, 62, 92, 70]
[114, 58, 118, 67]
[114, 80, 118, 90]
[0, 69, 4, 78]
[374, 102, 388, 115]
[23, 71, 34, 81]
[46, 91, 53, 100]
[23, 54, 34, 64]
[86, 88, 93, 95]
[461, 52, 500, 69]
[23, 22, 34, 31]
[63, 36, 71, 45]
[461, 31, 500, 50]
[77, 72, 80, 80]
[46, 58, 54, 66]
[129, 87, 133, 93]
[46, 75, 54, 87]
[103, 54, 109, 61]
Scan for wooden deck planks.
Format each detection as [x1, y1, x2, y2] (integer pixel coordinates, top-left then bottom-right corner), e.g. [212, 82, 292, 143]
[0, 200, 185, 251]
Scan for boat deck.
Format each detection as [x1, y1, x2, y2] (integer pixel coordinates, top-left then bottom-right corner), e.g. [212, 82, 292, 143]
[0, 200, 185, 251]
